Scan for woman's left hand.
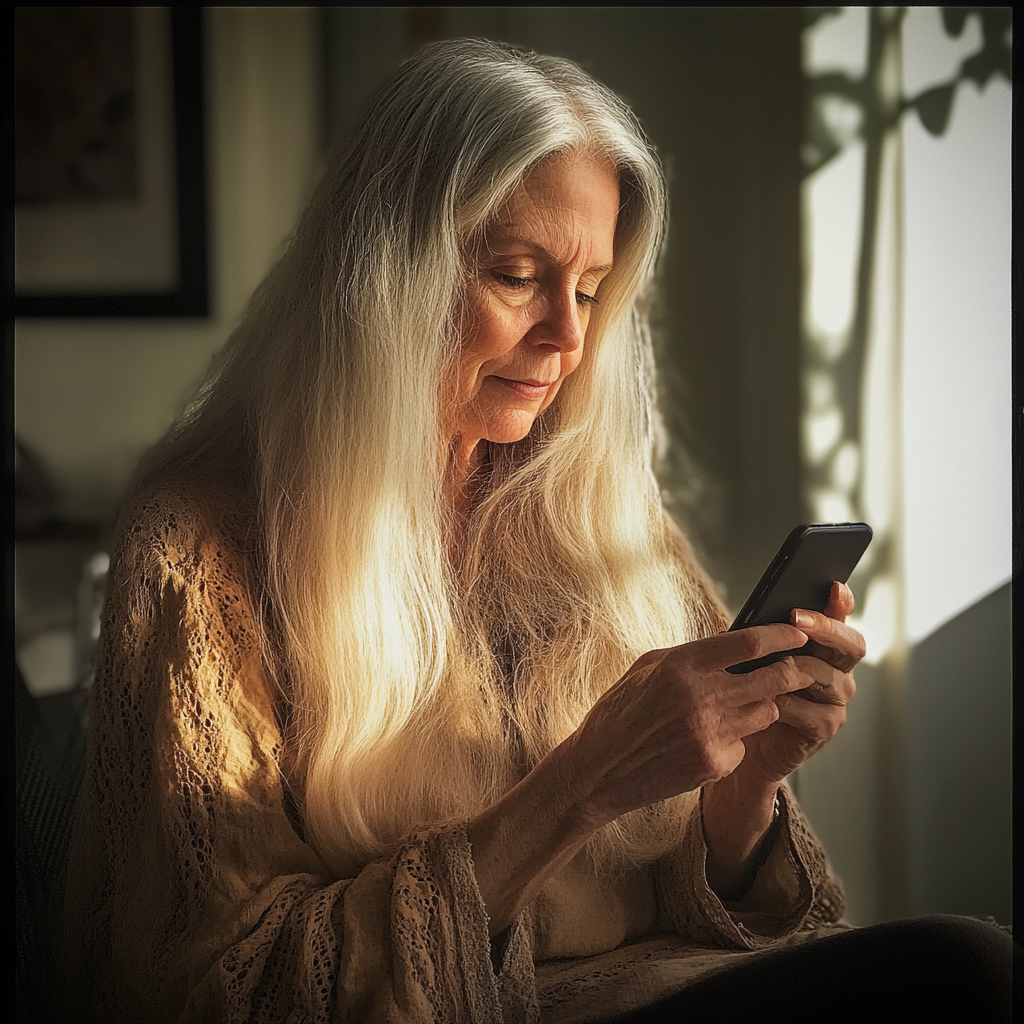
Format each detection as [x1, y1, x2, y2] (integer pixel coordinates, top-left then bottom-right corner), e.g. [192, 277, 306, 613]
[738, 581, 864, 785]
[701, 583, 864, 898]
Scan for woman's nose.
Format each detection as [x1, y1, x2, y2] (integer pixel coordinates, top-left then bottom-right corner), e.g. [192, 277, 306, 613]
[531, 286, 584, 352]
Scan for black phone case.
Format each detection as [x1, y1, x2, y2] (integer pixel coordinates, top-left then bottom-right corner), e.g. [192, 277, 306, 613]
[726, 523, 872, 674]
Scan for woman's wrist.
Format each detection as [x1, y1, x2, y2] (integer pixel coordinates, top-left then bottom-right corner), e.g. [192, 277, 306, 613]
[701, 769, 781, 901]
[467, 739, 603, 936]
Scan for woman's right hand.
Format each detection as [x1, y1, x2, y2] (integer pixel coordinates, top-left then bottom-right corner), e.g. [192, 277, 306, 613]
[561, 623, 816, 829]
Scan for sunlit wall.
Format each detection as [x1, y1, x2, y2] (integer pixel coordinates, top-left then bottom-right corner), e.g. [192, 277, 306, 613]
[797, 6, 1011, 924]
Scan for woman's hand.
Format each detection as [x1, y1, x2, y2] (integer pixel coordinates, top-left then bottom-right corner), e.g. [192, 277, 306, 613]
[561, 622, 820, 829]
[701, 582, 864, 898]
[470, 599, 863, 932]
[736, 581, 864, 786]
[468, 622, 817, 934]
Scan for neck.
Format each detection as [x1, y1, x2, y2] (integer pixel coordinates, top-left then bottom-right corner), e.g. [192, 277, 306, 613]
[444, 436, 488, 566]
[446, 435, 487, 515]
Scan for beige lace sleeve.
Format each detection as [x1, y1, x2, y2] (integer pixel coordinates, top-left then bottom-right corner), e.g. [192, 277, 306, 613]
[656, 786, 847, 952]
[64, 486, 537, 1024]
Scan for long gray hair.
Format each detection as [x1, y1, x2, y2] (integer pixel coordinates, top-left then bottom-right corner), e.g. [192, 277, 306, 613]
[142, 39, 726, 875]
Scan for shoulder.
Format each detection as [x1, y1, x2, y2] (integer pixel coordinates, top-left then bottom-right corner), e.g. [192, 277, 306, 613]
[105, 475, 263, 656]
[114, 476, 255, 577]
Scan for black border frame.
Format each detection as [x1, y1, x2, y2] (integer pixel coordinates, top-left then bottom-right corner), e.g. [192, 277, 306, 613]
[14, 8, 208, 319]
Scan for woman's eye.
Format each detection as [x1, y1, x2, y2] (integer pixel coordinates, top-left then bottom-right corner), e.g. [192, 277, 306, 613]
[493, 272, 598, 307]
[496, 273, 530, 289]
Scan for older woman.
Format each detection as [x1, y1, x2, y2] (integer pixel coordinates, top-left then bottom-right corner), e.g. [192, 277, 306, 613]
[65, 39, 1010, 1024]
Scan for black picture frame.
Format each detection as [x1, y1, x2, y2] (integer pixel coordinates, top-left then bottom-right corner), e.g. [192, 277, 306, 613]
[14, 8, 208, 319]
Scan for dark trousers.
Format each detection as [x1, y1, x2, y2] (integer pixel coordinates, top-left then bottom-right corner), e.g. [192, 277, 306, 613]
[605, 916, 1016, 1023]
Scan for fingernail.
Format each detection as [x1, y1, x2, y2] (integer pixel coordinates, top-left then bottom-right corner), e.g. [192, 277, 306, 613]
[793, 610, 812, 629]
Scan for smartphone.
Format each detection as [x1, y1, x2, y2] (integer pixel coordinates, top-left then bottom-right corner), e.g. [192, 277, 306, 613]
[726, 523, 872, 674]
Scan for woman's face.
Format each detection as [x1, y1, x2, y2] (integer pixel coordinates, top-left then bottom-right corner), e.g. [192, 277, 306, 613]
[450, 152, 620, 460]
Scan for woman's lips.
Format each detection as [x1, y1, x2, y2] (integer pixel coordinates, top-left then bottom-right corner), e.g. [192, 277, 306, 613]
[493, 377, 556, 400]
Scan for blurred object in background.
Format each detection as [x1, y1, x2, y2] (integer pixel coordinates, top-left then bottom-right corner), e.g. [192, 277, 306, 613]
[75, 551, 110, 691]
[14, 7, 208, 316]
[15, 436, 110, 711]
[15, 435, 105, 541]
[15, 7, 139, 204]
[15, 437, 62, 537]
[16, 543, 109, 699]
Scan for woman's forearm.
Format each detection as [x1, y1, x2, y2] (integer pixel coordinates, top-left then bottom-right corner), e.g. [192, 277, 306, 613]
[470, 748, 780, 935]
[466, 738, 607, 937]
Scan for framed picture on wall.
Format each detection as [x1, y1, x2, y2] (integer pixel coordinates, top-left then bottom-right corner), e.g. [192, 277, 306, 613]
[14, 7, 208, 318]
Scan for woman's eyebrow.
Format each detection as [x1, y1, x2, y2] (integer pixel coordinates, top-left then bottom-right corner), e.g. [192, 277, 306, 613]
[488, 234, 614, 275]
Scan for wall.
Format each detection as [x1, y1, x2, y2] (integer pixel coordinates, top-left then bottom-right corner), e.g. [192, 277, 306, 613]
[793, 6, 1012, 925]
[15, 8, 320, 524]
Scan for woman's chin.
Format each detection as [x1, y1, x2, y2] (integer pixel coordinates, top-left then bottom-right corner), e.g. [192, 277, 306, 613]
[482, 408, 542, 445]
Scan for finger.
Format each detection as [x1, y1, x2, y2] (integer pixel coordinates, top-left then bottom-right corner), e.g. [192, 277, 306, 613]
[789, 659, 856, 706]
[823, 581, 855, 623]
[721, 654, 816, 706]
[688, 623, 810, 673]
[775, 691, 848, 741]
[790, 609, 865, 669]
[720, 697, 780, 740]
